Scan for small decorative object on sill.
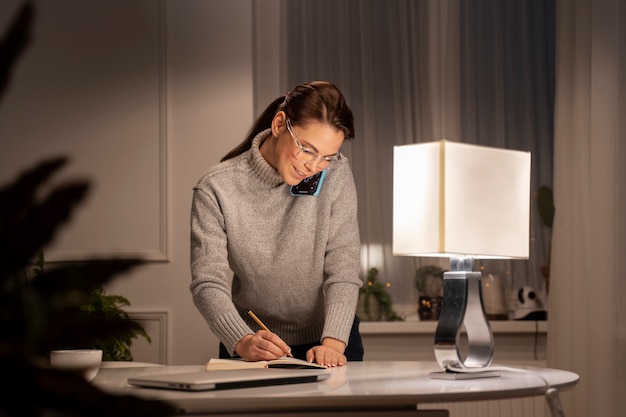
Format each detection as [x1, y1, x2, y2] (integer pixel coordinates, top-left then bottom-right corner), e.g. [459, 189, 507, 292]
[512, 286, 547, 320]
[481, 273, 508, 320]
[357, 268, 403, 322]
[415, 265, 445, 320]
[418, 296, 443, 320]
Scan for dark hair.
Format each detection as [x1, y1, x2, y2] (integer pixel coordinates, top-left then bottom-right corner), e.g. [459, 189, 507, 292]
[221, 81, 355, 162]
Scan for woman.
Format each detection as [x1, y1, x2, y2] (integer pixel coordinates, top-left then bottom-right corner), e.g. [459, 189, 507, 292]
[190, 81, 363, 367]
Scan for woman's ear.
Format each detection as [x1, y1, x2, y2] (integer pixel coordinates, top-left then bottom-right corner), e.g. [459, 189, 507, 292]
[271, 111, 287, 137]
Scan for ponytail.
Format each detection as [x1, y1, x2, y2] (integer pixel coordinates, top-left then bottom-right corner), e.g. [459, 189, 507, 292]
[221, 96, 285, 162]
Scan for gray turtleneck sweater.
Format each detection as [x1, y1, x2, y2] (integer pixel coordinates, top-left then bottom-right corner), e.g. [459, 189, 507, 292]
[190, 129, 362, 355]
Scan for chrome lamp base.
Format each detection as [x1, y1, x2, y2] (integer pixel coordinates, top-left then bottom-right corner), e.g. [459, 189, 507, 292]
[431, 257, 498, 379]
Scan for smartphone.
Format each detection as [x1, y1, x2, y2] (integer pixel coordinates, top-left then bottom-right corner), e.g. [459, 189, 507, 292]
[290, 171, 326, 196]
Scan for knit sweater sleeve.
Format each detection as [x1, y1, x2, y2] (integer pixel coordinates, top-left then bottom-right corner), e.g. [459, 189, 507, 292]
[189, 177, 253, 354]
[321, 161, 363, 345]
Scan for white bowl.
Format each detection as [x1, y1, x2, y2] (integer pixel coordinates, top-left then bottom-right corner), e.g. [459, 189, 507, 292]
[50, 349, 103, 381]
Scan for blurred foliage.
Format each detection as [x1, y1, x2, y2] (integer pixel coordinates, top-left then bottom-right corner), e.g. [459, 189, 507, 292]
[21, 251, 152, 361]
[0, 3, 174, 416]
[537, 185, 555, 230]
[358, 268, 403, 321]
[537, 185, 554, 261]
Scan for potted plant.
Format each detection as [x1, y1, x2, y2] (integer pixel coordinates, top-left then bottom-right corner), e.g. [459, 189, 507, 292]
[79, 285, 151, 361]
[357, 268, 403, 321]
[16, 251, 151, 361]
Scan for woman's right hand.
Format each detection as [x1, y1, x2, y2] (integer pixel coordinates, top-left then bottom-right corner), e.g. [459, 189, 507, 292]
[234, 330, 292, 361]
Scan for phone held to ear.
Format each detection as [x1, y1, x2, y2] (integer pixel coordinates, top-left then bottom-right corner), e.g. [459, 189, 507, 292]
[290, 171, 326, 196]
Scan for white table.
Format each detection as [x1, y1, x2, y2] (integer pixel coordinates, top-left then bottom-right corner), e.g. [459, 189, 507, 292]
[93, 361, 578, 416]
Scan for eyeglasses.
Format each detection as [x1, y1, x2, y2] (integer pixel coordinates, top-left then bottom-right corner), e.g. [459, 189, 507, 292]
[286, 119, 340, 170]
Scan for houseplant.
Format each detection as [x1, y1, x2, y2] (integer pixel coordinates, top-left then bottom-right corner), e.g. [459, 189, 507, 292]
[79, 285, 151, 361]
[24, 251, 152, 361]
[357, 268, 403, 321]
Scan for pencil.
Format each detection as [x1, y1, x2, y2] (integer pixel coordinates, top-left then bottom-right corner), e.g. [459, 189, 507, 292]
[247, 310, 270, 332]
[247, 310, 293, 357]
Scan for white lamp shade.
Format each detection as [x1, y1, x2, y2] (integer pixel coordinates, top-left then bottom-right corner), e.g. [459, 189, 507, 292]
[393, 140, 531, 259]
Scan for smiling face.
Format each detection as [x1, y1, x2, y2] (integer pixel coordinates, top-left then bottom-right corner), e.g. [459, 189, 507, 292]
[263, 111, 345, 186]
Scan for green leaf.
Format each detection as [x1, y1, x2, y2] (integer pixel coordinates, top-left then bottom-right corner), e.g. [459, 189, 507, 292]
[537, 185, 555, 229]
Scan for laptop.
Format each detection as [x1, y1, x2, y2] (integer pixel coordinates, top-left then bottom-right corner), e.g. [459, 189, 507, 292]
[127, 368, 331, 391]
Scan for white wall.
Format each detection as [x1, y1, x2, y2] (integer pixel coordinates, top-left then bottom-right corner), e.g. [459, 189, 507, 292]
[0, 0, 254, 365]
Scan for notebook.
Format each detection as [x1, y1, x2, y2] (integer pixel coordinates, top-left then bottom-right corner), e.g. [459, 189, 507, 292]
[127, 368, 331, 391]
[205, 357, 327, 371]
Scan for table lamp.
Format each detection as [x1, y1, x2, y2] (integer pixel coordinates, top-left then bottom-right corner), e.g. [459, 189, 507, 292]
[392, 140, 531, 378]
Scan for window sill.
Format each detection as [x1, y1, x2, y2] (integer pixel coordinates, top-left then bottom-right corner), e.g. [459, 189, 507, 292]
[359, 319, 547, 335]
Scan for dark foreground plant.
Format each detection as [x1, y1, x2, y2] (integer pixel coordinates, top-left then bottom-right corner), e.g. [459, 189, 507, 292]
[0, 3, 174, 416]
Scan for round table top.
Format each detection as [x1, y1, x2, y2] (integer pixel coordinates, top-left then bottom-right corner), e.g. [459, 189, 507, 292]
[93, 360, 579, 415]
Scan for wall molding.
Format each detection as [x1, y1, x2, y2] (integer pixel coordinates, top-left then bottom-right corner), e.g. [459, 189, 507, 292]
[128, 309, 169, 365]
[0, 1, 169, 263]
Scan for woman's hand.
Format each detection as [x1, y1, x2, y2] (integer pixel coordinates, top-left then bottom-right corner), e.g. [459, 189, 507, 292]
[234, 331, 292, 361]
[306, 337, 347, 367]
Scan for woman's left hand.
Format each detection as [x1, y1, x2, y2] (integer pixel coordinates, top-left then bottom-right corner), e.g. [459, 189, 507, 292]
[306, 337, 347, 367]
